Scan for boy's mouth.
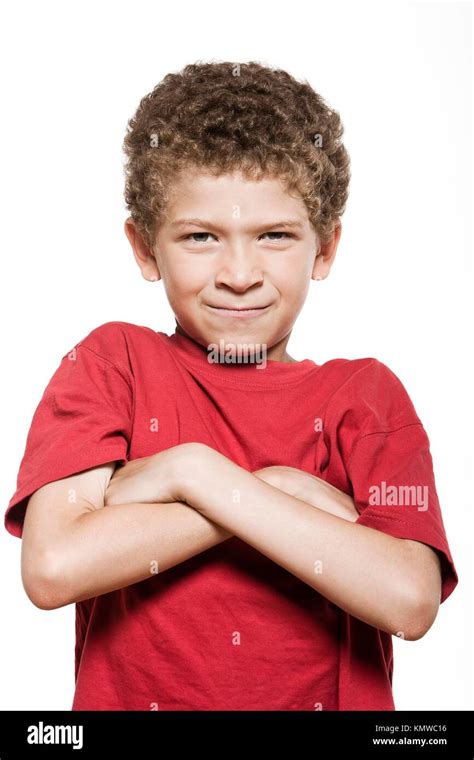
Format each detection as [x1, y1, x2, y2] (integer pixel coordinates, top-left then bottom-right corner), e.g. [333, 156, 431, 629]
[205, 304, 272, 318]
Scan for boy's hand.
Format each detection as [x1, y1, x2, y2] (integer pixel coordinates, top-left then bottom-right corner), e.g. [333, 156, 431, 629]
[104, 444, 196, 507]
[253, 465, 360, 523]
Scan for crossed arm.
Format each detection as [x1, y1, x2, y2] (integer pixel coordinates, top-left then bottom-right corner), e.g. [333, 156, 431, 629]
[22, 442, 442, 640]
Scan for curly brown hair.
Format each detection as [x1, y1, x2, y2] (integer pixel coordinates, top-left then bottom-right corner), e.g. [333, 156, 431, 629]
[122, 60, 350, 249]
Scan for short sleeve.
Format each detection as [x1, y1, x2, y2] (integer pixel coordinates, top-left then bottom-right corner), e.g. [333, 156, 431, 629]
[5, 339, 133, 538]
[328, 359, 459, 605]
[346, 421, 458, 605]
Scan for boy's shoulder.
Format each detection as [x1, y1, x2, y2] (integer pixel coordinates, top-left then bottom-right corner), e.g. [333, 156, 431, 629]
[69, 320, 162, 366]
[318, 355, 406, 396]
[319, 355, 422, 432]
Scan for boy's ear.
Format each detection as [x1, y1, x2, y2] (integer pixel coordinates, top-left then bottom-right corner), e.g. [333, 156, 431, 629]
[124, 217, 161, 282]
[312, 221, 342, 281]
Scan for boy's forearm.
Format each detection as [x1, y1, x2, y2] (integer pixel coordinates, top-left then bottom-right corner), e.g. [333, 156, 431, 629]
[54, 500, 232, 607]
[52, 445, 438, 641]
[51, 451, 353, 608]
[182, 446, 440, 640]
[51, 455, 357, 608]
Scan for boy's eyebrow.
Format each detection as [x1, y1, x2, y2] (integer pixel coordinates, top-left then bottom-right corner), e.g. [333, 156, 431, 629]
[170, 217, 306, 232]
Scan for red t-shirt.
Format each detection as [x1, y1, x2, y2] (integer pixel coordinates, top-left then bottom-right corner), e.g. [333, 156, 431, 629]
[5, 321, 458, 710]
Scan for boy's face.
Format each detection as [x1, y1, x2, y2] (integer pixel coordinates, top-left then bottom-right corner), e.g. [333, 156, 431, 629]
[125, 170, 341, 362]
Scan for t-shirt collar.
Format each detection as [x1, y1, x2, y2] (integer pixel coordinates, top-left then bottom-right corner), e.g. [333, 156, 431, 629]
[163, 327, 319, 386]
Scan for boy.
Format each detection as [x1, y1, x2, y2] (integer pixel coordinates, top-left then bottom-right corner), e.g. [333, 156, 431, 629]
[5, 61, 458, 711]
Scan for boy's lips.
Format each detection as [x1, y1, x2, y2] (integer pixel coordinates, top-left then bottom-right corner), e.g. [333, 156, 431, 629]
[205, 303, 272, 318]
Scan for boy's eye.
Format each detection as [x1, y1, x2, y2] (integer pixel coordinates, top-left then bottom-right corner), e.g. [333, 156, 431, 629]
[261, 232, 292, 241]
[184, 231, 293, 243]
[185, 232, 215, 243]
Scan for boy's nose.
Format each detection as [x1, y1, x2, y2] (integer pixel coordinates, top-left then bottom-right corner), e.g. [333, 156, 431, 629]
[213, 248, 265, 291]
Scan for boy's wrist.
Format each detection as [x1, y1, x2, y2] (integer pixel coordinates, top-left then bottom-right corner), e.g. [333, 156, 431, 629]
[171, 442, 214, 504]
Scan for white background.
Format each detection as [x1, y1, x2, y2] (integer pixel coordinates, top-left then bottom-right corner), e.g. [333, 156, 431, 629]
[0, 0, 472, 710]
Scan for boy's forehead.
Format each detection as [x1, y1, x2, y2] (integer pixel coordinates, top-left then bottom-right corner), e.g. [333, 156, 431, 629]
[165, 169, 310, 222]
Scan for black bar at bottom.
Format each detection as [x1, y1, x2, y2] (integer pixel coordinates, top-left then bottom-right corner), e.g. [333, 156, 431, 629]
[0, 710, 472, 758]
